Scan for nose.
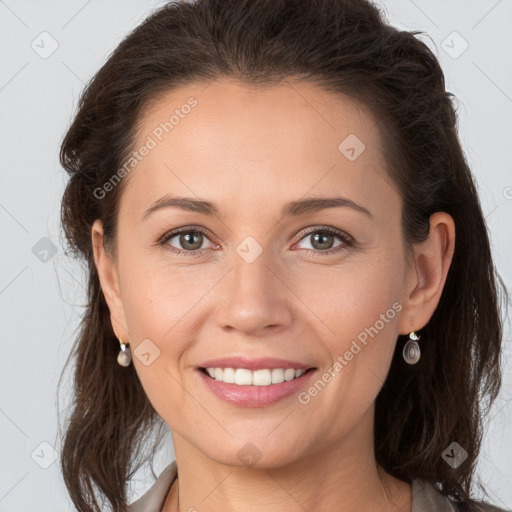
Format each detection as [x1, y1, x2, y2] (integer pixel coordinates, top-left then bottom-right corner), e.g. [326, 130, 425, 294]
[213, 244, 293, 337]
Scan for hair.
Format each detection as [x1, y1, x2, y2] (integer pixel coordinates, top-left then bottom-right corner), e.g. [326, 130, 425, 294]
[57, 0, 509, 511]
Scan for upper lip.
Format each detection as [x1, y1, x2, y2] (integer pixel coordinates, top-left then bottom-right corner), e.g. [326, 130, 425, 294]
[197, 357, 316, 371]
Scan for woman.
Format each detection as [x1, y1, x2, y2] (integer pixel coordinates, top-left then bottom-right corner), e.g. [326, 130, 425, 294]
[58, 0, 510, 511]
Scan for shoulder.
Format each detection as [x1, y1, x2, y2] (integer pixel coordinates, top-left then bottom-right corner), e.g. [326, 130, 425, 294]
[127, 460, 178, 512]
[412, 480, 511, 512]
[412, 479, 459, 512]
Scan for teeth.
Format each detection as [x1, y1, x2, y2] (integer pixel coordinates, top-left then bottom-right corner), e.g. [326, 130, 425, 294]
[204, 367, 307, 386]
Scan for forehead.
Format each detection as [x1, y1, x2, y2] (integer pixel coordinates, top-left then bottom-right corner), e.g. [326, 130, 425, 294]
[120, 78, 394, 220]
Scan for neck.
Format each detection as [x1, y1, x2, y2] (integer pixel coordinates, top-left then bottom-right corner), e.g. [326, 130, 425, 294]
[163, 421, 411, 512]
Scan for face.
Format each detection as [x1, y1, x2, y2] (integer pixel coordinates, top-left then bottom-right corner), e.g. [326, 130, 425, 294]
[94, 78, 425, 469]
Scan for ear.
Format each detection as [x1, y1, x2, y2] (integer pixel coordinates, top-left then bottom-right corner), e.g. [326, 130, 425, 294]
[91, 219, 130, 341]
[397, 212, 456, 335]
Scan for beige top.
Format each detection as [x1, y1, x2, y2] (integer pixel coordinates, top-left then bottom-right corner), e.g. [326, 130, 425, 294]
[128, 460, 508, 512]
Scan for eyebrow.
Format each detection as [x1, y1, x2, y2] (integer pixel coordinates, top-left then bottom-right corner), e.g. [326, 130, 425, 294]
[141, 194, 372, 221]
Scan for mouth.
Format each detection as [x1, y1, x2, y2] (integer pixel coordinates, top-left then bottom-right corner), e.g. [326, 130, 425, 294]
[198, 366, 317, 386]
[196, 365, 318, 407]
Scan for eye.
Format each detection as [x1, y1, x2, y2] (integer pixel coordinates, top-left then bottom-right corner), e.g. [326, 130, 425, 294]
[159, 227, 217, 256]
[294, 227, 354, 256]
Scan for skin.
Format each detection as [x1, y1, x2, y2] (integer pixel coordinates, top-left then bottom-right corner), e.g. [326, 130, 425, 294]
[92, 78, 455, 512]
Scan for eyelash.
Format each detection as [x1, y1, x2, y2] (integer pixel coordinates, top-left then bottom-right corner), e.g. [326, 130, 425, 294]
[157, 225, 355, 258]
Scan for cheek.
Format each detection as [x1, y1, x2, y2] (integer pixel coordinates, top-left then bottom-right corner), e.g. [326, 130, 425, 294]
[293, 251, 404, 345]
[114, 249, 191, 383]
[120, 263, 196, 413]
[300, 254, 405, 422]
[297, 254, 404, 433]
[117, 240, 197, 337]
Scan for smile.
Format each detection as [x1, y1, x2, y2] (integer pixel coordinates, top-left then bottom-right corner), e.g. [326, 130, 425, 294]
[197, 367, 317, 407]
[201, 367, 312, 386]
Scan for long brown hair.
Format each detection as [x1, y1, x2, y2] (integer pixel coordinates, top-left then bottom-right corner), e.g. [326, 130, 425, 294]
[57, 0, 509, 510]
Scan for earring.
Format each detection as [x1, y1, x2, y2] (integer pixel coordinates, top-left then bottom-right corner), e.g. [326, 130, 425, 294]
[403, 331, 421, 364]
[117, 338, 132, 367]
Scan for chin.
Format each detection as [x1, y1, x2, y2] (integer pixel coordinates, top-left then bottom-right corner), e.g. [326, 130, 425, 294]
[202, 438, 305, 470]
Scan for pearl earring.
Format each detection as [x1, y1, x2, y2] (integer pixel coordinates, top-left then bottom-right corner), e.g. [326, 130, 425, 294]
[117, 338, 132, 367]
[403, 331, 421, 364]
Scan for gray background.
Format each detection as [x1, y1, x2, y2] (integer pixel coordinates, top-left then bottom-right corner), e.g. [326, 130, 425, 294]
[0, 0, 511, 510]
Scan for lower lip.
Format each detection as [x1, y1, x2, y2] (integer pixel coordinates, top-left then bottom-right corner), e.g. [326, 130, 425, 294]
[196, 368, 317, 407]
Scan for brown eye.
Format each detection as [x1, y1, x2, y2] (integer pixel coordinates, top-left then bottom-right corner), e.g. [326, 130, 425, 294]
[160, 227, 216, 255]
[295, 228, 353, 255]
[310, 231, 337, 250]
[174, 231, 204, 251]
